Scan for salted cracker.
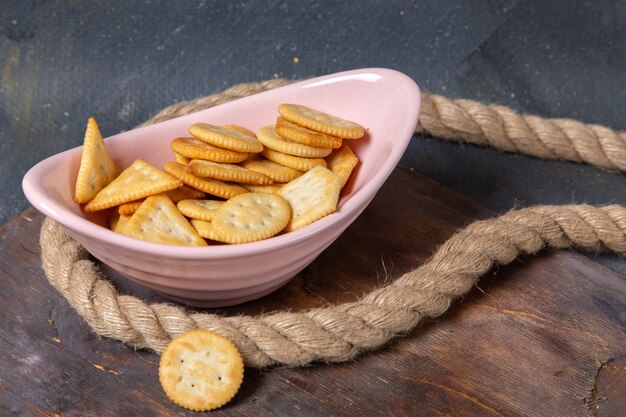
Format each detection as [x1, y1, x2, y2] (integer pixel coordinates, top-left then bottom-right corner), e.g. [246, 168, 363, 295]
[74, 117, 118, 204]
[190, 219, 220, 241]
[171, 137, 248, 163]
[211, 192, 291, 244]
[325, 143, 359, 188]
[278, 165, 342, 232]
[84, 159, 182, 212]
[177, 199, 224, 221]
[187, 159, 273, 185]
[278, 103, 365, 139]
[275, 116, 343, 148]
[261, 148, 327, 172]
[256, 125, 332, 158]
[189, 123, 263, 153]
[241, 158, 303, 183]
[159, 329, 244, 411]
[118, 185, 205, 216]
[121, 194, 207, 246]
[164, 161, 249, 200]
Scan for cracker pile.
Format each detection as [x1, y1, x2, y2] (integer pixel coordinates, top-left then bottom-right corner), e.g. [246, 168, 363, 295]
[74, 104, 363, 246]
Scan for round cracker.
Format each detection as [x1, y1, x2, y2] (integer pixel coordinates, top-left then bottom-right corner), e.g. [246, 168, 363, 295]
[159, 329, 244, 411]
[177, 199, 224, 221]
[222, 124, 257, 139]
[173, 152, 191, 165]
[171, 137, 248, 163]
[261, 148, 327, 172]
[278, 103, 365, 139]
[275, 116, 343, 149]
[187, 159, 273, 185]
[256, 125, 333, 158]
[211, 193, 291, 244]
[164, 162, 249, 199]
[241, 158, 303, 183]
[190, 219, 221, 241]
[189, 123, 263, 153]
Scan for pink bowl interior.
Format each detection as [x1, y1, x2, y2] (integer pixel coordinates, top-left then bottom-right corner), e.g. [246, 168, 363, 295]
[23, 67, 420, 277]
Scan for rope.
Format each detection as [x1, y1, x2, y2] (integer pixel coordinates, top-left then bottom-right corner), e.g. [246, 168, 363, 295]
[38, 79, 626, 368]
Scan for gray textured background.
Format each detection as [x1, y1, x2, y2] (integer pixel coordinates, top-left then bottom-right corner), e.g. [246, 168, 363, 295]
[2, 0, 624, 271]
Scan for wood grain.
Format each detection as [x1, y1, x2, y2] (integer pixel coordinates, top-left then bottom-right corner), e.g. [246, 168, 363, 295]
[1, 167, 624, 416]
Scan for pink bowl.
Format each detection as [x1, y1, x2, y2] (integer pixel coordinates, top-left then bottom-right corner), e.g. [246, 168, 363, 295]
[22, 68, 421, 307]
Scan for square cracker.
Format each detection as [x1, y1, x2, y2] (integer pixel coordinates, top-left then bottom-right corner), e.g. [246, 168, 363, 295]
[121, 194, 207, 246]
[325, 143, 359, 188]
[84, 159, 182, 212]
[74, 117, 118, 204]
[278, 165, 342, 232]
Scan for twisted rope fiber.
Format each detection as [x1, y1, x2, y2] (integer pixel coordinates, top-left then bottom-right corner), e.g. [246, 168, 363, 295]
[39, 80, 626, 368]
[143, 79, 626, 171]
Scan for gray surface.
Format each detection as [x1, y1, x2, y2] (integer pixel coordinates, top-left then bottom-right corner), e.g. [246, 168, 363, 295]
[1, 0, 624, 272]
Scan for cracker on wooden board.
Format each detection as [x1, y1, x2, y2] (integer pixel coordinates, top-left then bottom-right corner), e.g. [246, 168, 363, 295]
[164, 161, 249, 200]
[189, 123, 263, 153]
[159, 329, 244, 411]
[278, 165, 342, 232]
[171, 137, 248, 163]
[256, 125, 332, 158]
[120, 194, 207, 246]
[211, 192, 291, 244]
[278, 103, 365, 139]
[74, 117, 118, 204]
[84, 159, 182, 212]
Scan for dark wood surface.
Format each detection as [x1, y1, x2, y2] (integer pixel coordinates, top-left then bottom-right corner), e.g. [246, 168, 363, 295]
[1, 167, 624, 417]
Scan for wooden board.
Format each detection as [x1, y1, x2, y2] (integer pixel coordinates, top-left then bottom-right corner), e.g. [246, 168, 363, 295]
[1, 166, 624, 416]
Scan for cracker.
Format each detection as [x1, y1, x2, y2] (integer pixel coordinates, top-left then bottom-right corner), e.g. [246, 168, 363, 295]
[189, 123, 263, 153]
[275, 116, 343, 149]
[173, 152, 191, 165]
[164, 161, 249, 199]
[278, 104, 365, 139]
[120, 194, 207, 246]
[74, 117, 118, 204]
[243, 183, 283, 194]
[118, 200, 144, 216]
[159, 329, 244, 411]
[211, 193, 291, 244]
[325, 143, 359, 188]
[177, 199, 224, 221]
[165, 184, 207, 202]
[188, 159, 273, 185]
[118, 185, 205, 216]
[241, 158, 303, 183]
[190, 219, 220, 241]
[222, 124, 256, 139]
[84, 159, 182, 212]
[261, 148, 327, 172]
[256, 125, 332, 158]
[171, 137, 248, 163]
[278, 166, 342, 232]
[109, 210, 131, 234]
